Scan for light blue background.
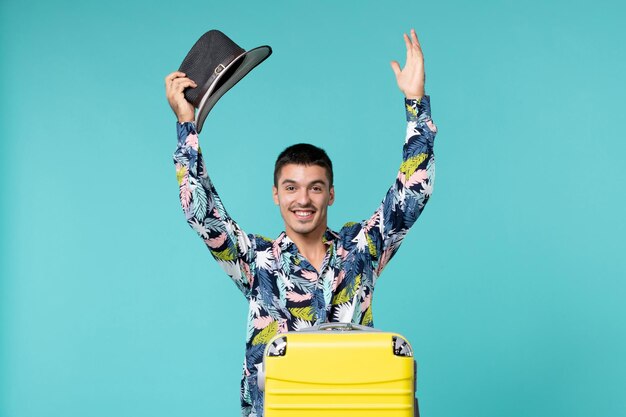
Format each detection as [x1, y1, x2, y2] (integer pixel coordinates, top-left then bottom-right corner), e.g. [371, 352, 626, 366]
[1, 0, 625, 416]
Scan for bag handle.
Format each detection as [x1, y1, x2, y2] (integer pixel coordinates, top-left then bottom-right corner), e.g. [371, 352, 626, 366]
[299, 322, 381, 332]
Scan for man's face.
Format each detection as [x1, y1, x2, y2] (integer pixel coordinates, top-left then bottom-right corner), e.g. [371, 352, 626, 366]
[273, 163, 335, 239]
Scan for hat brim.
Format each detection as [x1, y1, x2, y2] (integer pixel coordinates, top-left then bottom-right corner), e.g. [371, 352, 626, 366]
[194, 45, 272, 133]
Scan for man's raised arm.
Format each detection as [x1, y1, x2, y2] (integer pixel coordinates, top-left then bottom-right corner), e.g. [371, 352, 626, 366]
[166, 71, 256, 298]
[365, 30, 437, 276]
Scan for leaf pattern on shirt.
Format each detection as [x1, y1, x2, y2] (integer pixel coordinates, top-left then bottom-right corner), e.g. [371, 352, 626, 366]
[286, 291, 313, 302]
[289, 306, 315, 321]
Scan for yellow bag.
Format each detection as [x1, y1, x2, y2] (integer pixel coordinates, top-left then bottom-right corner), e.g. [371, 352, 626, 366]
[259, 323, 419, 417]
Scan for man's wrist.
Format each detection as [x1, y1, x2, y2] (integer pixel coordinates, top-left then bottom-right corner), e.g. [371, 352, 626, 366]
[405, 89, 425, 101]
[404, 86, 425, 101]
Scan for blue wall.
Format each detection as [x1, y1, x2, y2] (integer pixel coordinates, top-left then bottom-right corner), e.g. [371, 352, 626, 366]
[1, 0, 625, 416]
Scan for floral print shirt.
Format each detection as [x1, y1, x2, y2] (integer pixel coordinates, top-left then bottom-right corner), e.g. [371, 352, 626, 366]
[173, 97, 437, 417]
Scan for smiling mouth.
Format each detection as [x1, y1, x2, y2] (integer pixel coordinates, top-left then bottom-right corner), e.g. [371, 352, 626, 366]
[293, 210, 315, 220]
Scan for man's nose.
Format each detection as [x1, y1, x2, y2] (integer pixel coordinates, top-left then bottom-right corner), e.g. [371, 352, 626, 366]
[296, 189, 311, 205]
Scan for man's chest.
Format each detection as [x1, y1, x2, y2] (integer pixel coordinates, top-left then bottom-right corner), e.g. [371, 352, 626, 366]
[250, 240, 375, 327]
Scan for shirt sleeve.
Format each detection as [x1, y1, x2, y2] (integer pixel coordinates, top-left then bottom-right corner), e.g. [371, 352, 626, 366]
[365, 96, 437, 277]
[173, 122, 256, 298]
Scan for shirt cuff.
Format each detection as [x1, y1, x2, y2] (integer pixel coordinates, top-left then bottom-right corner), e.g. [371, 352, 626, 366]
[405, 95, 431, 122]
[176, 121, 197, 145]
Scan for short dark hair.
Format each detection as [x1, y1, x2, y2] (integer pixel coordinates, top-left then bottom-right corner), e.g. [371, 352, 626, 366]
[274, 143, 334, 186]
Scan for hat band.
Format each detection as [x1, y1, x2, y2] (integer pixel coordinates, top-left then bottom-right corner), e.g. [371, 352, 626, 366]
[198, 53, 238, 103]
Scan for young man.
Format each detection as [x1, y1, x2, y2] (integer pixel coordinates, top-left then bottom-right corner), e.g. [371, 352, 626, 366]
[166, 29, 437, 417]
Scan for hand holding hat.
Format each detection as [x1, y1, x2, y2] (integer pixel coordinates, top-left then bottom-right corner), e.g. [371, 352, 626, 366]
[165, 71, 197, 123]
[165, 30, 272, 132]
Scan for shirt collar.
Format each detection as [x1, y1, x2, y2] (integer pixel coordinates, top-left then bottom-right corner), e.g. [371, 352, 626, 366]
[322, 228, 340, 245]
[276, 228, 339, 252]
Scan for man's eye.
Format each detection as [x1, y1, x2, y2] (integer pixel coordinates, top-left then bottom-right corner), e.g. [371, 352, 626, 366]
[286, 186, 296, 191]
[312, 186, 322, 192]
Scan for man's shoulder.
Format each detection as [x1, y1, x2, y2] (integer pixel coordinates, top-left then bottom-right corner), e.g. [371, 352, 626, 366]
[335, 222, 368, 252]
[337, 221, 364, 237]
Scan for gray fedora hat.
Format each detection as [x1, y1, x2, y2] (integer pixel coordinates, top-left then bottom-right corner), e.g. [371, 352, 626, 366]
[179, 30, 272, 132]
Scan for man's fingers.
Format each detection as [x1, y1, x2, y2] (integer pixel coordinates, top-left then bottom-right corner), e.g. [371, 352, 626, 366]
[410, 29, 421, 49]
[390, 61, 402, 77]
[167, 78, 197, 96]
[164, 71, 187, 85]
[173, 78, 197, 90]
[403, 33, 413, 58]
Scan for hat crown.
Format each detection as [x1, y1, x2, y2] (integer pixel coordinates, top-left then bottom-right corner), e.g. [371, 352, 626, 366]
[179, 30, 245, 106]
[176, 29, 272, 132]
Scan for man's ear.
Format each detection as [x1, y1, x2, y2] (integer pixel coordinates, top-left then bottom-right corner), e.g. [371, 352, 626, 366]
[328, 186, 335, 206]
[272, 186, 279, 205]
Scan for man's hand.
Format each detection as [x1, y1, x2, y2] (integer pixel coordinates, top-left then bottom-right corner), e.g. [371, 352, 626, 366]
[390, 29, 425, 100]
[165, 71, 197, 123]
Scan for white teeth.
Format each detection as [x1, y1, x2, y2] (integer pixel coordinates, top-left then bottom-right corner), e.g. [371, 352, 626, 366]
[295, 211, 313, 217]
